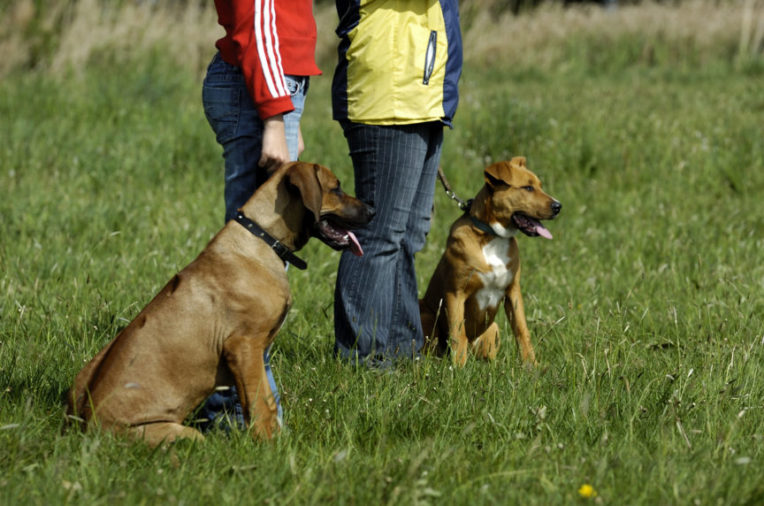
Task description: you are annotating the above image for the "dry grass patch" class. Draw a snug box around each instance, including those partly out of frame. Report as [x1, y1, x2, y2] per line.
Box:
[461, 0, 763, 68]
[1, 0, 761, 78]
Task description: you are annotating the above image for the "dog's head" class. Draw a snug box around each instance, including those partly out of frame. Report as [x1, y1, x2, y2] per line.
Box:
[482, 157, 561, 239]
[285, 162, 375, 255]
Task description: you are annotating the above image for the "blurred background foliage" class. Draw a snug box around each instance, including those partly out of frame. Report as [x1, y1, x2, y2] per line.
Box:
[1, 0, 761, 79]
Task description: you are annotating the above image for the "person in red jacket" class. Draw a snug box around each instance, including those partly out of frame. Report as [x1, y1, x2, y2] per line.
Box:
[199, 0, 321, 431]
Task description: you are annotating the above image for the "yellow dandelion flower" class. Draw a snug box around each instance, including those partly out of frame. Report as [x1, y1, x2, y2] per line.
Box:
[578, 484, 597, 498]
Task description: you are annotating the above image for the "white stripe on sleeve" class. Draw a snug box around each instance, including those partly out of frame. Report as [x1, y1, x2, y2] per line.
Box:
[254, 0, 287, 98]
[268, 0, 288, 94]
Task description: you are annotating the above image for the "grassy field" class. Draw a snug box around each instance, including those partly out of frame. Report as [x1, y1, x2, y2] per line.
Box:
[1, 1, 763, 504]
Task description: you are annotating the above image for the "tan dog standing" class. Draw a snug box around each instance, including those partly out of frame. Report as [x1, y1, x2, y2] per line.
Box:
[67, 162, 374, 446]
[420, 157, 560, 366]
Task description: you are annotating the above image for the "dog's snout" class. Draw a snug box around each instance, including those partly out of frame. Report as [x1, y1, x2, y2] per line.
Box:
[551, 201, 562, 216]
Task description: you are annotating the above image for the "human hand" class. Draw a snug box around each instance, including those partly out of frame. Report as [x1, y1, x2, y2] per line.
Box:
[259, 114, 290, 172]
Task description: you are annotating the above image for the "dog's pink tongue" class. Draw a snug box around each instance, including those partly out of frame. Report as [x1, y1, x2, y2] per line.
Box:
[348, 230, 364, 256]
[535, 224, 553, 239]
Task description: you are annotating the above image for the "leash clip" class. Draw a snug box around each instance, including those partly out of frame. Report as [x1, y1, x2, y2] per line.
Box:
[437, 166, 472, 211]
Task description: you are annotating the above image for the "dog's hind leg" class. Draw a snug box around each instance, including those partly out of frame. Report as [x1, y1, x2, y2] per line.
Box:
[66, 338, 118, 425]
[127, 422, 205, 447]
[472, 322, 500, 361]
[223, 334, 279, 439]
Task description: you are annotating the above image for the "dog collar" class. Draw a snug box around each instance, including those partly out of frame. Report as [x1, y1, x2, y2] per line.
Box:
[234, 211, 307, 270]
[470, 216, 498, 236]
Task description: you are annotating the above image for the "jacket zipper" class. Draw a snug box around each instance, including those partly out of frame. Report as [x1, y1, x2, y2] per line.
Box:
[423, 30, 437, 85]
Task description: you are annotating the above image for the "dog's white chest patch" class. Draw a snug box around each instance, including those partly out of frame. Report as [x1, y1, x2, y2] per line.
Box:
[476, 237, 513, 311]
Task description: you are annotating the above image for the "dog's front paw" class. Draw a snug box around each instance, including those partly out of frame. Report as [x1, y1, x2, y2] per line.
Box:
[472, 323, 500, 361]
[450, 337, 469, 367]
[521, 351, 538, 369]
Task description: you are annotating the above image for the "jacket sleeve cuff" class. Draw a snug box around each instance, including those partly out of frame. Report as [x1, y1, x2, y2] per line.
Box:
[257, 95, 295, 120]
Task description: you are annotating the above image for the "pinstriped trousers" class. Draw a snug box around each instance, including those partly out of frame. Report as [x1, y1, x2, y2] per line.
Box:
[334, 121, 444, 363]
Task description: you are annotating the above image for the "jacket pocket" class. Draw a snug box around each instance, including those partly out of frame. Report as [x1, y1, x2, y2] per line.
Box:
[423, 30, 437, 85]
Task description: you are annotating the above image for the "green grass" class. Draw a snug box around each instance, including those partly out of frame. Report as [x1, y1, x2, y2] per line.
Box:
[2, 10, 764, 505]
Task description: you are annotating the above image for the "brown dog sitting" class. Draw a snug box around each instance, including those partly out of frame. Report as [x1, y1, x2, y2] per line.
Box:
[66, 162, 374, 446]
[419, 157, 560, 366]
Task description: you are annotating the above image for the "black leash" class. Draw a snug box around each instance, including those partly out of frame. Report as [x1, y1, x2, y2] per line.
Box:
[437, 166, 472, 211]
[437, 167, 499, 236]
[233, 211, 307, 270]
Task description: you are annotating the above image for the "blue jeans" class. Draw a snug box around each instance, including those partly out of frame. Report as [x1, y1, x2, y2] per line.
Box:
[198, 53, 309, 429]
[334, 122, 444, 364]
[202, 52, 309, 222]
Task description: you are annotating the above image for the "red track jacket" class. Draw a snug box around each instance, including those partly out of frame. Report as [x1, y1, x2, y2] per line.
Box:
[214, 0, 321, 120]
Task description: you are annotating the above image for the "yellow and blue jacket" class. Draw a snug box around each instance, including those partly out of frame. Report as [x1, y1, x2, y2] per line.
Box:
[332, 0, 462, 127]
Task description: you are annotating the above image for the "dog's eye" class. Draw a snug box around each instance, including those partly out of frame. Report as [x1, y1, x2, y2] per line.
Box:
[523, 186, 534, 192]
[331, 187, 344, 196]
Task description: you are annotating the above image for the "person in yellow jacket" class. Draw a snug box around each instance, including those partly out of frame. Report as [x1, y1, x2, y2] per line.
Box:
[332, 0, 462, 365]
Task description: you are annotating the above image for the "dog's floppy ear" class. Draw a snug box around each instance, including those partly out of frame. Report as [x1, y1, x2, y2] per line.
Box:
[286, 162, 323, 223]
[484, 163, 510, 191]
[484, 171, 504, 188]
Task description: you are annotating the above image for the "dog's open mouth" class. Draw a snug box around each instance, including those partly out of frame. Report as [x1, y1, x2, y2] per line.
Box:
[512, 213, 553, 239]
[316, 218, 364, 256]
